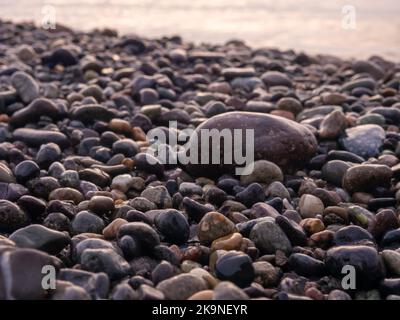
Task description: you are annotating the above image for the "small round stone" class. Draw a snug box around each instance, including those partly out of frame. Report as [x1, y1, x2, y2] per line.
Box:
[240, 160, 283, 185]
[9, 224, 70, 255]
[117, 222, 160, 252]
[342, 164, 392, 193]
[212, 281, 250, 300]
[197, 211, 237, 245]
[140, 186, 172, 209]
[80, 248, 131, 281]
[298, 194, 325, 218]
[288, 253, 325, 277]
[14, 160, 40, 184]
[154, 209, 190, 245]
[88, 196, 115, 215]
[156, 273, 207, 300]
[215, 251, 255, 288]
[0, 200, 29, 232]
[249, 218, 292, 254]
[102, 218, 128, 239]
[211, 233, 243, 252]
[72, 211, 105, 235]
[325, 245, 384, 289]
[112, 139, 139, 157]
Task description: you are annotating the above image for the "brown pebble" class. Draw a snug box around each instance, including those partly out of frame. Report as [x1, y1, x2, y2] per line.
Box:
[102, 218, 128, 239]
[300, 218, 325, 235]
[210, 233, 243, 252]
[188, 290, 214, 300]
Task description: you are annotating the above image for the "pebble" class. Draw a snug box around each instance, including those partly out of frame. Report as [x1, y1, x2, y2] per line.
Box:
[249, 218, 292, 254]
[37, 143, 62, 168]
[298, 194, 324, 218]
[43, 212, 71, 232]
[188, 290, 213, 300]
[9, 224, 70, 254]
[300, 218, 325, 235]
[342, 164, 392, 193]
[58, 268, 109, 299]
[197, 211, 237, 245]
[340, 125, 385, 159]
[321, 160, 351, 186]
[266, 181, 290, 200]
[117, 222, 160, 253]
[0, 162, 15, 183]
[111, 283, 138, 300]
[327, 289, 351, 300]
[212, 281, 250, 300]
[156, 274, 207, 300]
[382, 250, 400, 276]
[13, 128, 68, 148]
[288, 253, 325, 277]
[179, 182, 203, 196]
[112, 139, 139, 157]
[321, 92, 347, 105]
[261, 71, 292, 87]
[141, 186, 172, 209]
[371, 209, 399, 240]
[275, 215, 307, 246]
[111, 174, 135, 193]
[222, 67, 255, 80]
[72, 211, 105, 234]
[88, 195, 114, 216]
[380, 279, 400, 296]
[10, 98, 60, 128]
[240, 160, 283, 185]
[102, 218, 128, 239]
[134, 153, 164, 177]
[0, 247, 60, 299]
[215, 251, 255, 287]
[235, 183, 265, 207]
[154, 209, 190, 244]
[253, 261, 280, 288]
[14, 160, 40, 184]
[333, 225, 374, 246]
[43, 47, 78, 67]
[325, 245, 384, 288]
[49, 188, 84, 204]
[319, 110, 347, 139]
[0, 200, 29, 232]
[81, 248, 131, 280]
[11, 71, 40, 104]
[352, 60, 384, 80]
[71, 105, 115, 123]
[211, 232, 243, 252]
[138, 284, 165, 300]
[185, 112, 317, 176]
[277, 97, 303, 115]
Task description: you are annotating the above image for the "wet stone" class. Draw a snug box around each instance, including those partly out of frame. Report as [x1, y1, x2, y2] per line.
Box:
[156, 273, 207, 300]
[154, 209, 190, 245]
[11, 71, 40, 104]
[249, 218, 292, 254]
[325, 245, 384, 289]
[81, 248, 131, 281]
[197, 211, 237, 245]
[340, 125, 385, 159]
[214, 251, 255, 288]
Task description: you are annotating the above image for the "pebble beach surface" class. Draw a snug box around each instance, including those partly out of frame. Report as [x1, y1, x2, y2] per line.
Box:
[1, 19, 400, 300]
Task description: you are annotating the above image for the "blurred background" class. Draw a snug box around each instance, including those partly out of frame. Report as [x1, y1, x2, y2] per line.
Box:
[1, 0, 399, 60]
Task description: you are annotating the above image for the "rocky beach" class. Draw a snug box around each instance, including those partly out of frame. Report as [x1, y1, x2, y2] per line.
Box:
[0, 18, 400, 300]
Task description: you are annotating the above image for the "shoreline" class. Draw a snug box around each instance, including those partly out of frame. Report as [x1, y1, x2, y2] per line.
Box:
[0, 17, 400, 63]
